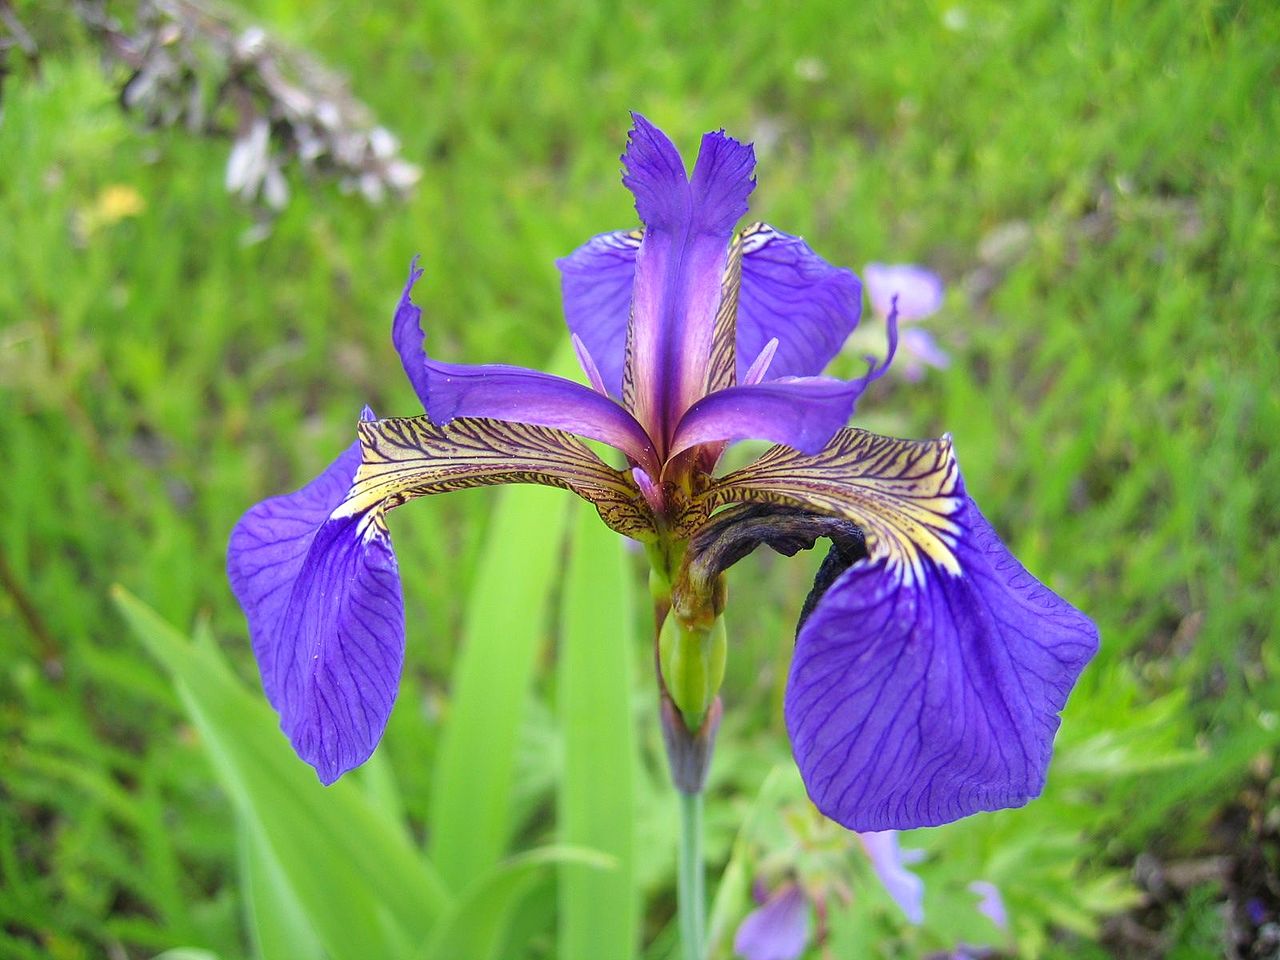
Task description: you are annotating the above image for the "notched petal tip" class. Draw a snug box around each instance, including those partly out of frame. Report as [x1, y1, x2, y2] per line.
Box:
[622, 114, 688, 226]
[689, 127, 756, 235]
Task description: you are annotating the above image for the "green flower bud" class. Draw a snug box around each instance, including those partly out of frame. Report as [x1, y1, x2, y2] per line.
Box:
[658, 614, 727, 729]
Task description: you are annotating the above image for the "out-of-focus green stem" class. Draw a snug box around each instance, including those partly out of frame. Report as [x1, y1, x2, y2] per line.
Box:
[677, 789, 706, 960]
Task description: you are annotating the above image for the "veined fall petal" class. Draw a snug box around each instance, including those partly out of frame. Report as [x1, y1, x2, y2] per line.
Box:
[228, 410, 655, 785]
[701, 430, 1098, 830]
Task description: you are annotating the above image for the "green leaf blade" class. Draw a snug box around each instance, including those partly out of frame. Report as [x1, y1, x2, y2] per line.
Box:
[557, 503, 640, 960]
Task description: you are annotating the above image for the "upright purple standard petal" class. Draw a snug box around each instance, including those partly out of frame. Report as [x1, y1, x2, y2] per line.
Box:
[557, 229, 641, 395]
[556, 223, 860, 397]
[733, 884, 811, 960]
[622, 114, 755, 445]
[228, 409, 406, 784]
[392, 259, 659, 475]
[859, 831, 925, 924]
[785, 497, 1099, 831]
[736, 225, 862, 381]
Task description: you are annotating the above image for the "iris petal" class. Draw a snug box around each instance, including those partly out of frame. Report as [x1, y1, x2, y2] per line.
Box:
[737, 225, 862, 381]
[338, 414, 654, 540]
[859, 831, 925, 924]
[556, 229, 640, 395]
[228, 411, 371, 713]
[668, 376, 864, 459]
[703, 430, 1098, 830]
[787, 496, 1098, 830]
[556, 223, 861, 396]
[392, 259, 658, 475]
[621, 115, 755, 442]
[227, 408, 405, 784]
[273, 510, 404, 784]
[228, 409, 658, 784]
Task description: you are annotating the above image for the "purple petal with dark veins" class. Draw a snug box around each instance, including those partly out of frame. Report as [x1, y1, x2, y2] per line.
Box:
[733, 884, 810, 960]
[392, 258, 658, 474]
[736, 226, 862, 380]
[623, 114, 755, 442]
[786, 497, 1099, 831]
[557, 229, 639, 396]
[273, 509, 403, 784]
[556, 223, 860, 397]
[859, 831, 925, 924]
[668, 376, 864, 459]
[228, 409, 405, 784]
[227, 409, 372, 710]
[864, 263, 943, 321]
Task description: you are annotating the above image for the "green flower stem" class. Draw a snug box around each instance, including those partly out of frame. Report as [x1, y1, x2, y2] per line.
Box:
[677, 789, 706, 960]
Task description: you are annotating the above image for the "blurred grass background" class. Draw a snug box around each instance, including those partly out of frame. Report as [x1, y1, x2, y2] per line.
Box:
[1, 0, 1277, 957]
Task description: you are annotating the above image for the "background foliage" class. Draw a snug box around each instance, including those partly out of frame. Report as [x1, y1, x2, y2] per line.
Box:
[1, 0, 1277, 957]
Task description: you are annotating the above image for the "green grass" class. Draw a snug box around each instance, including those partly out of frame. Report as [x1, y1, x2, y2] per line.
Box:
[1, 0, 1277, 956]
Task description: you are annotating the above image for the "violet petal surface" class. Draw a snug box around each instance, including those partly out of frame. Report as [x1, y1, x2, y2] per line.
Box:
[786, 497, 1099, 831]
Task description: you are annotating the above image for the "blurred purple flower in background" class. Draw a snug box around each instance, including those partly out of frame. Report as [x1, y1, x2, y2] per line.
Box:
[864, 262, 949, 381]
[859, 830, 926, 924]
[734, 884, 811, 960]
[968, 880, 1008, 931]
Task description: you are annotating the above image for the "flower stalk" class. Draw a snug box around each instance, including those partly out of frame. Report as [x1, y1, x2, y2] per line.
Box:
[678, 789, 707, 960]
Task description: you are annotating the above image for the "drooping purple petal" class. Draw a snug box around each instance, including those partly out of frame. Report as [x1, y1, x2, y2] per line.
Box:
[785, 497, 1099, 831]
[864, 262, 943, 322]
[736, 225, 862, 381]
[733, 884, 811, 960]
[859, 831, 925, 924]
[227, 408, 405, 784]
[392, 259, 659, 475]
[274, 510, 404, 784]
[228, 409, 370, 709]
[557, 229, 640, 394]
[622, 114, 755, 444]
[668, 376, 864, 459]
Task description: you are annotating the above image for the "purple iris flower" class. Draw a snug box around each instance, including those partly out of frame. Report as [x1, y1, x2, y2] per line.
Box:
[864, 262, 949, 381]
[226, 114, 1098, 831]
